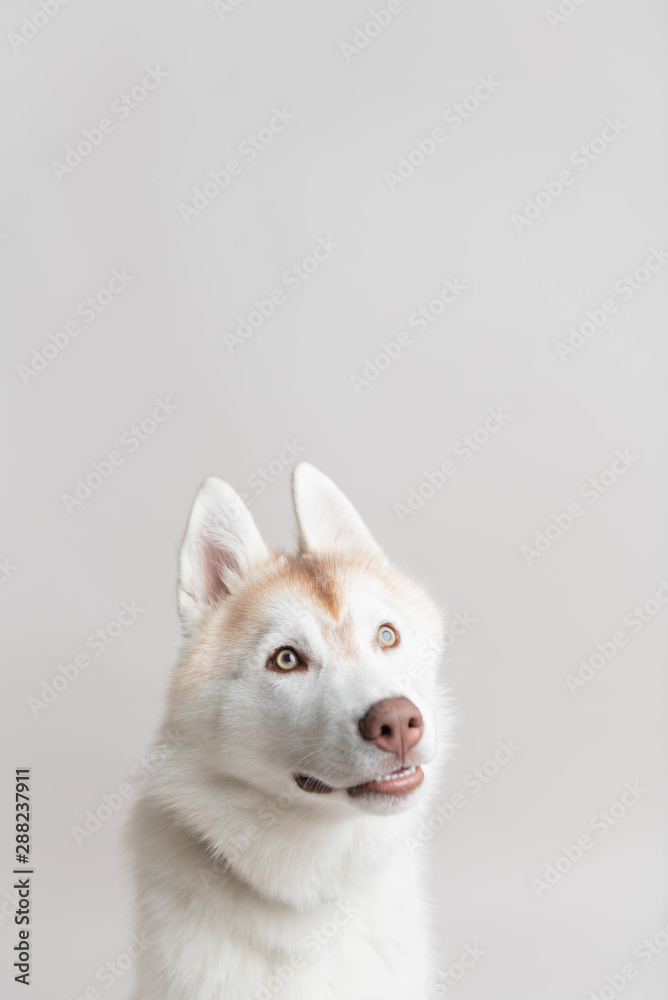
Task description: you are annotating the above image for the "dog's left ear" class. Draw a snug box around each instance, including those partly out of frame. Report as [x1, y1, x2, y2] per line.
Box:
[178, 477, 269, 633]
[292, 463, 385, 560]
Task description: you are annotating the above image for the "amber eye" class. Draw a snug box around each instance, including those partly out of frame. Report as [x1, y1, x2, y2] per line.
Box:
[273, 648, 302, 671]
[378, 624, 398, 648]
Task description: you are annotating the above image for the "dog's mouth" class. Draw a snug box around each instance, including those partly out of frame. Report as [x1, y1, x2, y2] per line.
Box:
[294, 764, 424, 797]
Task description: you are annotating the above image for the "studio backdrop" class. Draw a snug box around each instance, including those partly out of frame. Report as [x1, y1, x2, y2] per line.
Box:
[1, 1, 667, 998]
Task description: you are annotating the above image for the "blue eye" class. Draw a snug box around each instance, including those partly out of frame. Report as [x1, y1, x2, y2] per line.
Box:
[274, 648, 301, 671]
[378, 625, 398, 648]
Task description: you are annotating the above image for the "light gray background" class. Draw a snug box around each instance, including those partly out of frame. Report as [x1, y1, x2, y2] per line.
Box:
[1, 1, 667, 998]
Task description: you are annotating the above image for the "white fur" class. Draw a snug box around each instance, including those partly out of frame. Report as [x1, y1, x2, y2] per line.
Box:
[127, 464, 454, 999]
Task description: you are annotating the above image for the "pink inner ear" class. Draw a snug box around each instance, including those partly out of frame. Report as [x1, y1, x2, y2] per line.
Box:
[198, 532, 236, 606]
[321, 495, 364, 549]
[331, 522, 353, 545]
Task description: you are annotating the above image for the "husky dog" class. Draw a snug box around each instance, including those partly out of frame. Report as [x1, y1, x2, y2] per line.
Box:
[128, 463, 453, 1000]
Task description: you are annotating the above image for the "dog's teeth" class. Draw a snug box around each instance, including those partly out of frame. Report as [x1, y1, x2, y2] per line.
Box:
[376, 764, 419, 782]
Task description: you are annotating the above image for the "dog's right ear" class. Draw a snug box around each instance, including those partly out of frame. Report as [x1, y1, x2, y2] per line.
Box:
[177, 477, 268, 633]
[291, 462, 386, 561]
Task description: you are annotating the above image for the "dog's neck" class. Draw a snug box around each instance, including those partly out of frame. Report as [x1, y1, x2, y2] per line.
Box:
[146, 753, 424, 911]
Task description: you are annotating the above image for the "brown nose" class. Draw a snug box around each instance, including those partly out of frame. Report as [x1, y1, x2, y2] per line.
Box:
[358, 697, 424, 758]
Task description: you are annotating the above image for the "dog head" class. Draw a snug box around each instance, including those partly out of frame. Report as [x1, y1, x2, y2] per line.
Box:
[165, 463, 451, 822]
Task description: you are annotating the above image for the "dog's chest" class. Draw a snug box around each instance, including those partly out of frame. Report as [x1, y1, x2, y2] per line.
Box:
[134, 842, 432, 1000]
[192, 885, 431, 1000]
